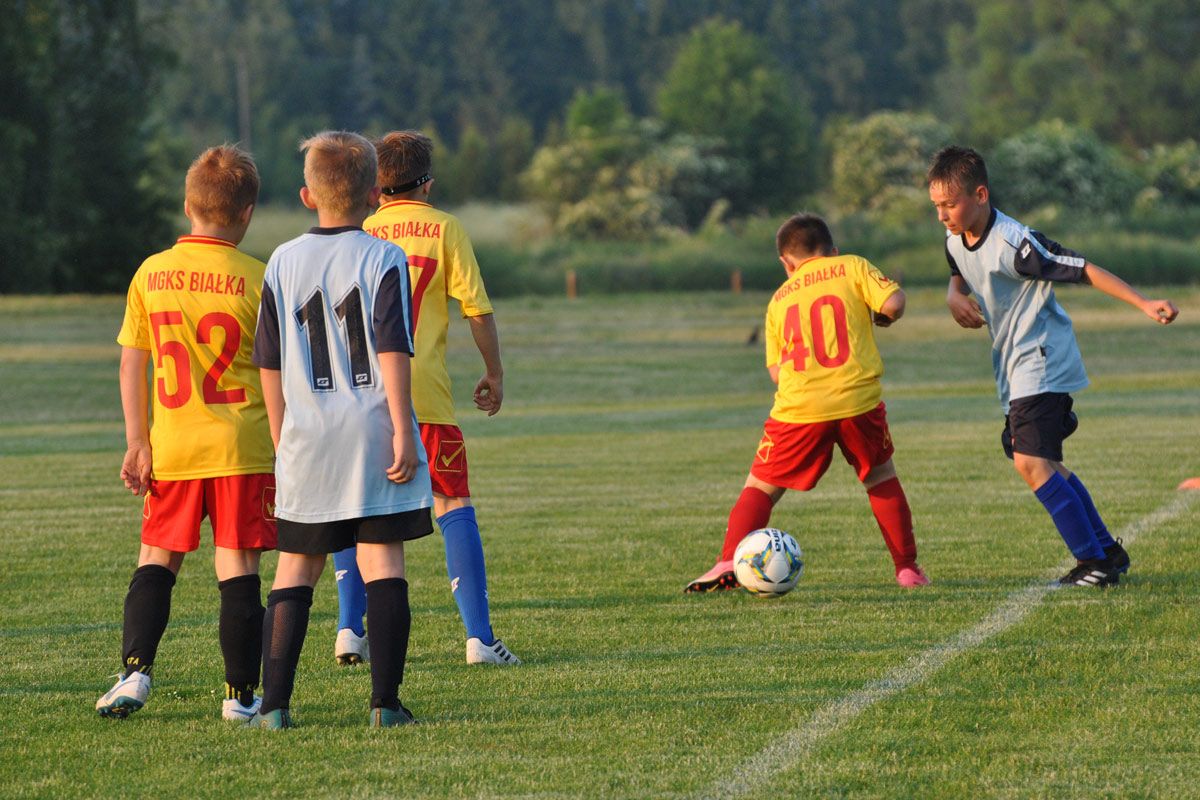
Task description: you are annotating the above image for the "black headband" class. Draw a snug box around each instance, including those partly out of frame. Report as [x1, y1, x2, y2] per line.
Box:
[380, 173, 432, 195]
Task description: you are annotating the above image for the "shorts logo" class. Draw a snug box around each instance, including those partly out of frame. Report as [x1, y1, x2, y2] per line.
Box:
[262, 486, 277, 521]
[756, 434, 775, 463]
[1020, 242, 1032, 259]
[437, 440, 466, 472]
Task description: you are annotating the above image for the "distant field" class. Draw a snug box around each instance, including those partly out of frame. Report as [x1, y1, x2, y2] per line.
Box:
[235, 202, 1200, 298]
[1, 289, 1198, 798]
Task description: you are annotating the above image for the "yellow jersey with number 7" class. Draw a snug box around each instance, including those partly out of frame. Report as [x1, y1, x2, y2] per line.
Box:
[764, 254, 900, 424]
[117, 235, 274, 479]
[363, 200, 493, 424]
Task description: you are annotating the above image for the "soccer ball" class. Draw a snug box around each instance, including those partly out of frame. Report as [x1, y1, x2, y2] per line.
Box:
[733, 528, 804, 597]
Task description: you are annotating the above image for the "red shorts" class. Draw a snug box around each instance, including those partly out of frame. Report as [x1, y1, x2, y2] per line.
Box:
[421, 423, 471, 497]
[750, 403, 895, 491]
[141, 473, 277, 552]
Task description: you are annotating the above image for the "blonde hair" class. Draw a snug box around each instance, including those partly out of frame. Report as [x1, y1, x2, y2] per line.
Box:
[185, 145, 259, 227]
[375, 131, 434, 192]
[300, 131, 378, 216]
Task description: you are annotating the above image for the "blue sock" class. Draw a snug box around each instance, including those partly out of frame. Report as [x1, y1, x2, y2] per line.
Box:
[1034, 472, 1105, 561]
[439, 507, 494, 644]
[332, 546, 366, 636]
[1066, 473, 1115, 548]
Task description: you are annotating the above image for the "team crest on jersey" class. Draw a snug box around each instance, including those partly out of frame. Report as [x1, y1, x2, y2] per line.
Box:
[262, 486, 277, 521]
[756, 433, 775, 463]
[437, 440, 466, 472]
[869, 271, 894, 290]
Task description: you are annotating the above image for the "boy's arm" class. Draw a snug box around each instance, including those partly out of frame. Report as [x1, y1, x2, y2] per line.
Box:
[259, 368, 284, 449]
[119, 346, 153, 496]
[379, 351, 418, 484]
[873, 289, 906, 327]
[1083, 263, 1179, 324]
[947, 274, 985, 329]
[468, 313, 504, 416]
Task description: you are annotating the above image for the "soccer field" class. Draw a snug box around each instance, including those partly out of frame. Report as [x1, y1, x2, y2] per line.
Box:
[1, 288, 1198, 799]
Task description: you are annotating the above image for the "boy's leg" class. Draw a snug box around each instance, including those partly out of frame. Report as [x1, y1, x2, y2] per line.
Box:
[332, 546, 369, 665]
[840, 407, 927, 586]
[259, 553, 325, 716]
[685, 477, 782, 593]
[97, 546, 183, 717]
[1065, 472, 1118, 550]
[435, 498, 492, 644]
[332, 546, 367, 636]
[357, 540, 414, 720]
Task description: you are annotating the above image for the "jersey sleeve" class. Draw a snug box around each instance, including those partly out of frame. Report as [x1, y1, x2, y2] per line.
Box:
[251, 280, 282, 369]
[763, 304, 781, 369]
[945, 240, 961, 276]
[116, 271, 151, 350]
[373, 265, 414, 355]
[1014, 231, 1086, 283]
[857, 258, 902, 313]
[444, 219, 493, 318]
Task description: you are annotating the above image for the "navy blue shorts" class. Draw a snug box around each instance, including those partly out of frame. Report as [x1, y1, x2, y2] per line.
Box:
[276, 507, 433, 554]
[1002, 392, 1078, 461]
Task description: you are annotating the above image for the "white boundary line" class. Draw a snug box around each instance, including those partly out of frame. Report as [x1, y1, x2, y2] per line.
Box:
[696, 493, 1195, 800]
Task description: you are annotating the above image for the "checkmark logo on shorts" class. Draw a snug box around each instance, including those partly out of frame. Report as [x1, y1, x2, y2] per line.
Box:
[437, 440, 466, 472]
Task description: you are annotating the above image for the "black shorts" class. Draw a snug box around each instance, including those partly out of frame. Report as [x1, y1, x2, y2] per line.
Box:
[276, 507, 434, 555]
[1002, 392, 1078, 461]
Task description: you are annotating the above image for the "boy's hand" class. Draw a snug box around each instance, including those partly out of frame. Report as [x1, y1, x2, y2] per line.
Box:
[1142, 299, 1179, 324]
[120, 441, 153, 496]
[473, 373, 503, 416]
[947, 292, 985, 328]
[386, 432, 419, 484]
[872, 311, 894, 328]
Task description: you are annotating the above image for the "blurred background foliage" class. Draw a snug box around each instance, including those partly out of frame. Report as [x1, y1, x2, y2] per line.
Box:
[2, 0, 1197, 293]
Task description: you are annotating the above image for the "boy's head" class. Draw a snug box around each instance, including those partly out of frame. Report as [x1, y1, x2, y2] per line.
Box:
[184, 145, 259, 229]
[299, 131, 379, 217]
[375, 131, 434, 198]
[776, 213, 836, 273]
[927, 146, 991, 236]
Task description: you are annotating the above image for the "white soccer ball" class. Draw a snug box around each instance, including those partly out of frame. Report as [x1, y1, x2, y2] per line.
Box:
[733, 528, 804, 597]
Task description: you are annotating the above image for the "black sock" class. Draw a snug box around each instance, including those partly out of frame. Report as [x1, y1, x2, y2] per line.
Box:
[121, 564, 177, 677]
[218, 573, 264, 705]
[259, 586, 313, 715]
[365, 578, 410, 711]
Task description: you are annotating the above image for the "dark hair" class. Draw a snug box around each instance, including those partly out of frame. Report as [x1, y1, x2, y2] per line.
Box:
[927, 145, 989, 192]
[775, 213, 835, 258]
[375, 131, 434, 192]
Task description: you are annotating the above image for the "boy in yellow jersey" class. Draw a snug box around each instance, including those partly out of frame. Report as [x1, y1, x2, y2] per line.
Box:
[685, 213, 929, 592]
[97, 146, 276, 721]
[329, 130, 519, 666]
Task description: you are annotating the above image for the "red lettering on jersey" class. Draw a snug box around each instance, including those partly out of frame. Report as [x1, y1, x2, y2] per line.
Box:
[189, 272, 200, 292]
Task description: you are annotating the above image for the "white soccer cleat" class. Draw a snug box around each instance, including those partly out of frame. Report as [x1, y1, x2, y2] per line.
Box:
[466, 637, 521, 665]
[96, 671, 151, 719]
[222, 694, 262, 723]
[335, 628, 369, 665]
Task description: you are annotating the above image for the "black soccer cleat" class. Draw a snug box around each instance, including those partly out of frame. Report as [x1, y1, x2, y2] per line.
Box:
[1104, 538, 1130, 575]
[1058, 558, 1120, 588]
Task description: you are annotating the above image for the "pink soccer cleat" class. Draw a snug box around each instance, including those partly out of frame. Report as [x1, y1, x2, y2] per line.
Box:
[684, 559, 739, 593]
[896, 565, 930, 587]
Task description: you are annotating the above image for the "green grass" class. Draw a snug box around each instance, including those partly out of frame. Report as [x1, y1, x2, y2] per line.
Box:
[2, 288, 1199, 798]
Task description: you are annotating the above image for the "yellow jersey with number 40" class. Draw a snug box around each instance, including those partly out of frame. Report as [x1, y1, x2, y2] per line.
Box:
[364, 200, 493, 424]
[765, 254, 900, 424]
[117, 236, 274, 479]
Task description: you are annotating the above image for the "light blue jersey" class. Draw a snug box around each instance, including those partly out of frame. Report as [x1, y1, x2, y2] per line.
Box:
[945, 208, 1089, 412]
[253, 227, 432, 523]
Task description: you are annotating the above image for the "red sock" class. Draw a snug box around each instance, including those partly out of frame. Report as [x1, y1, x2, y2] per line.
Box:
[867, 477, 917, 570]
[719, 487, 774, 561]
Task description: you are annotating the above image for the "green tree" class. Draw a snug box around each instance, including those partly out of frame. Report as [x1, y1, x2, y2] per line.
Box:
[990, 120, 1142, 215]
[656, 18, 816, 212]
[1, 0, 174, 293]
[831, 111, 952, 215]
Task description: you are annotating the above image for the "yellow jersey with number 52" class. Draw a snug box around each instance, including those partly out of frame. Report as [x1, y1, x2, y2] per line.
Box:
[363, 200, 493, 425]
[764, 254, 900, 424]
[117, 235, 274, 479]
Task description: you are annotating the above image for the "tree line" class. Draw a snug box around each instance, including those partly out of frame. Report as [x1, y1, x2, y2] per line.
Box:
[2, 0, 1198, 292]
